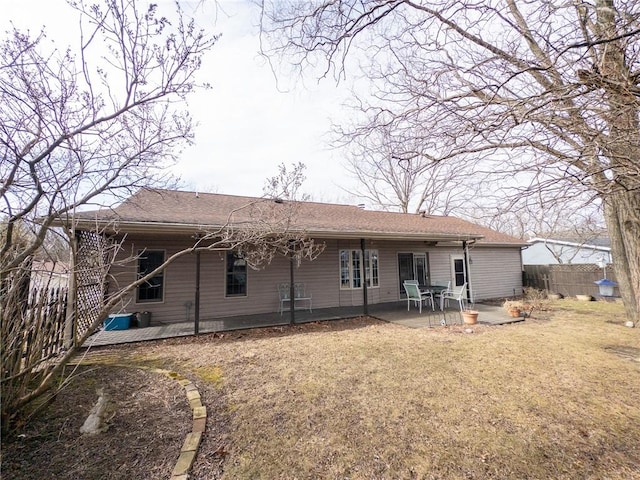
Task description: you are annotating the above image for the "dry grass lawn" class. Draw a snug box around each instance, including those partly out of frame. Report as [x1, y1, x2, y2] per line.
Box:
[5, 299, 638, 479]
[131, 300, 640, 479]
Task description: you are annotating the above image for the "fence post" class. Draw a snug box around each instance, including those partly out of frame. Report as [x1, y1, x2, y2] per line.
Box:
[63, 234, 77, 349]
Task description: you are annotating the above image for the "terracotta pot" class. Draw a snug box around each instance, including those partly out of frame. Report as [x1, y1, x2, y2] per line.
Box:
[508, 308, 521, 318]
[462, 310, 479, 325]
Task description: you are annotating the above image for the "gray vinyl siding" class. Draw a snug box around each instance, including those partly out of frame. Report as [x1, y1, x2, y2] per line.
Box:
[106, 234, 522, 324]
[410, 245, 523, 301]
[428, 246, 464, 287]
[109, 236, 344, 324]
[467, 246, 523, 300]
[108, 235, 200, 324]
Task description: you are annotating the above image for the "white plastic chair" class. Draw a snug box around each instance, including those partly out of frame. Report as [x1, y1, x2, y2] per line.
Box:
[403, 280, 434, 313]
[439, 282, 468, 311]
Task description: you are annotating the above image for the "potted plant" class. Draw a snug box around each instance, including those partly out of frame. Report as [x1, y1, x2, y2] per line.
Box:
[461, 309, 479, 325]
[502, 300, 523, 318]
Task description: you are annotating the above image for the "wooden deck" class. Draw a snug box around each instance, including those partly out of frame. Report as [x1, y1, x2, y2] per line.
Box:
[82, 302, 523, 348]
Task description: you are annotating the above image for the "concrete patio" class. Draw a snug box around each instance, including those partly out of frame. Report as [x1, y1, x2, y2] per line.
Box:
[82, 301, 524, 348]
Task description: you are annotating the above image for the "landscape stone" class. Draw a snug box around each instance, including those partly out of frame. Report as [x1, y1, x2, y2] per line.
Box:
[193, 417, 206, 433]
[172, 451, 196, 476]
[181, 432, 202, 452]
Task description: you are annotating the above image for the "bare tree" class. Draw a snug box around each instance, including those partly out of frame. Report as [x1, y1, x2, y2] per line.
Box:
[259, 0, 640, 322]
[2, 0, 217, 272]
[264, 161, 310, 201]
[0, 0, 220, 429]
[467, 184, 605, 240]
[0, 1, 317, 431]
[0, 1, 326, 428]
[340, 121, 477, 214]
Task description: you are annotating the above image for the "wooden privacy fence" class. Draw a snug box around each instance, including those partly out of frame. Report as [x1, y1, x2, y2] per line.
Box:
[523, 264, 619, 298]
[3, 286, 69, 385]
[25, 287, 68, 359]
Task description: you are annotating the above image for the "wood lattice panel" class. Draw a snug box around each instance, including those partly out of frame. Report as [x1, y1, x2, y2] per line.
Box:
[75, 231, 111, 340]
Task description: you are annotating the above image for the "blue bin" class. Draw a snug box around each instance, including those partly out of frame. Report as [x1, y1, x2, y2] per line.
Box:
[104, 313, 132, 331]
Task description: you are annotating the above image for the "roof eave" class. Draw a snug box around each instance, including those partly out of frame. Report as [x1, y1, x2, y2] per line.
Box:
[306, 230, 485, 242]
[480, 241, 529, 247]
[70, 218, 488, 243]
[528, 238, 611, 251]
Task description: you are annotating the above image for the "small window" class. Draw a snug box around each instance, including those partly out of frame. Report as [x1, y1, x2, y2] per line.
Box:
[137, 250, 165, 302]
[453, 257, 465, 287]
[226, 251, 247, 296]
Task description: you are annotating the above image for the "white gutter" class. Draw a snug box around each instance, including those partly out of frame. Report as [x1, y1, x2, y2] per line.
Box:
[527, 238, 611, 251]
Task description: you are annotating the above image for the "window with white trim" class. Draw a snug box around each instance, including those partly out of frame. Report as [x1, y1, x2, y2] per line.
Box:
[339, 249, 379, 289]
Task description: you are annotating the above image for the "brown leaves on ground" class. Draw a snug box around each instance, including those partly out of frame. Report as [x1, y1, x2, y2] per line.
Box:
[3, 308, 640, 479]
[2, 366, 191, 479]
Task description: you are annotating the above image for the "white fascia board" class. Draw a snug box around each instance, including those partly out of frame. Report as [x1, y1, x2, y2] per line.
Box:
[527, 238, 611, 251]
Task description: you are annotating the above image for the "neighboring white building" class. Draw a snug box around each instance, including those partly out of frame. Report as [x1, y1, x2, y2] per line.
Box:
[30, 260, 70, 290]
[522, 237, 611, 265]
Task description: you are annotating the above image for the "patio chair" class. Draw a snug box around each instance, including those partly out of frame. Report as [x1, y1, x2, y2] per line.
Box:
[278, 282, 312, 315]
[403, 280, 434, 313]
[439, 282, 468, 311]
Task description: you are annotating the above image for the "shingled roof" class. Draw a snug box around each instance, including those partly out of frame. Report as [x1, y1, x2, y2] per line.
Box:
[73, 188, 524, 246]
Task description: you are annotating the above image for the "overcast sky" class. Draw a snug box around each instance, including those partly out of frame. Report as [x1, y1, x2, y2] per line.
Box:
[3, 0, 360, 204]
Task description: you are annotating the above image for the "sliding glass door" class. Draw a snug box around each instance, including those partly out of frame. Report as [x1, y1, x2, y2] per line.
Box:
[398, 253, 430, 296]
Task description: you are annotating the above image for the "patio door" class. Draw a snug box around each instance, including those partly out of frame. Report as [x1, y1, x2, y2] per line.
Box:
[398, 253, 414, 296]
[398, 253, 430, 296]
[414, 254, 428, 286]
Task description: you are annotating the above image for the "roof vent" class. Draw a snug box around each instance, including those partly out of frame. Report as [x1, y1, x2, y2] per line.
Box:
[274, 198, 284, 204]
[419, 210, 426, 217]
[357, 203, 365, 209]
[195, 191, 199, 198]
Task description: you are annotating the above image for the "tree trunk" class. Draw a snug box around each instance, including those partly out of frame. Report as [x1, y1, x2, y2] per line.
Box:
[595, 0, 640, 324]
[604, 191, 640, 324]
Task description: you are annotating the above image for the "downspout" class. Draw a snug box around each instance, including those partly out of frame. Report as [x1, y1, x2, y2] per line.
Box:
[463, 240, 474, 305]
[194, 250, 200, 335]
[361, 238, 368, 315]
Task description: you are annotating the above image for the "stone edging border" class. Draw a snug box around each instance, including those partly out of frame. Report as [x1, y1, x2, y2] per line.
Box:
[71, 359, 206, 480]
[168, 374, 207, 479]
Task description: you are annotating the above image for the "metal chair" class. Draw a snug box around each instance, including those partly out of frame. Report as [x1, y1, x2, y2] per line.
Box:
[278, 282, 312, 315]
